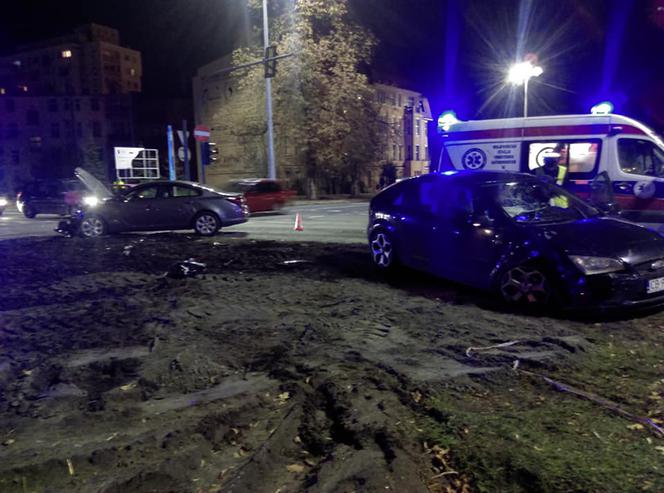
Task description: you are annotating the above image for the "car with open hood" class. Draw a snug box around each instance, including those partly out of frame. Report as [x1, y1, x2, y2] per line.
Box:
[368, 170, 664, 310]
[73, 168, 248, 237]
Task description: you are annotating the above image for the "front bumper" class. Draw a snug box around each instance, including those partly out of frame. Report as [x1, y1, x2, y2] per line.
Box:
[567, 266, 664, 310]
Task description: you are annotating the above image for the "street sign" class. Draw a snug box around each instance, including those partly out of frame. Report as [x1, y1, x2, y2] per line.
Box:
[194, 125, 210, 142]
[177, 147, 191, 162]
[114, 147, 160, 180]
[176, 130, 190, 145]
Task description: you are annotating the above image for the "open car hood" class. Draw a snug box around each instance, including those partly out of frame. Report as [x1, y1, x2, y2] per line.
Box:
[75, 167, 113, 199]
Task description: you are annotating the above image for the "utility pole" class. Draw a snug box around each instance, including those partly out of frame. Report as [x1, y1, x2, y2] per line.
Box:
[263, 0, 277, 179]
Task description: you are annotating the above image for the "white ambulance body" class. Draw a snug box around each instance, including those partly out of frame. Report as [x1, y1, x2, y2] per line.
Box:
[440, 114, 664, 219]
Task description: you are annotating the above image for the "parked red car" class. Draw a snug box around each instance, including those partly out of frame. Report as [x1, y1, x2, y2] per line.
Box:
[223, 179, 295, 212]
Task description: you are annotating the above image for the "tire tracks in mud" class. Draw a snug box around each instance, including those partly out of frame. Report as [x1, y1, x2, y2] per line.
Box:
[0, 238, 594, 492]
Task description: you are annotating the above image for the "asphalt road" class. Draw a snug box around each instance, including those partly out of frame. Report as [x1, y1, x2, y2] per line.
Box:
[0, 200, 370, 243]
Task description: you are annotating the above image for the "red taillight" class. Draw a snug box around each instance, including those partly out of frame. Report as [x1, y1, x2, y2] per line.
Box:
[227, 195, 244, 207]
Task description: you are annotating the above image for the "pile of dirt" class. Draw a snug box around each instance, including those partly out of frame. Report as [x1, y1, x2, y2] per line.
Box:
[0, 234, 626, 492]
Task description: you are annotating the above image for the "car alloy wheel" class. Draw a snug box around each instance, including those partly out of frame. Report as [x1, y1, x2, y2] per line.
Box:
[500, 265, 551, 305]
[194, 212, 220, 236]
[80, 216, 105, 237]
[370, 231, 394, 269]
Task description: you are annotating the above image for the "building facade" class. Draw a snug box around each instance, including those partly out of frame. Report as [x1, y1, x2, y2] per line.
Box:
[193, 58, 432, 192]
[0, 24, 142, 191]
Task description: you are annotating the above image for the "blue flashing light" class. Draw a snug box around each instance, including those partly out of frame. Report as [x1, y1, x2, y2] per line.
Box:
[591, 101, 614, 115]
[437, 110, 460, 133]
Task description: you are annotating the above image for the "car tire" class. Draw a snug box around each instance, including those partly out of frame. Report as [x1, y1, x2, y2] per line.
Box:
[498, 263, 556, 307]
[79, 215, 107, 238]
[369, 229, 398, 270]
[193, 211, 221, 236]
[23, 204, 36, 218]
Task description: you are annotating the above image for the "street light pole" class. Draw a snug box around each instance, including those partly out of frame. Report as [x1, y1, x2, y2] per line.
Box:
[262, 0, 277, 179]
[508, 59, 542, 118]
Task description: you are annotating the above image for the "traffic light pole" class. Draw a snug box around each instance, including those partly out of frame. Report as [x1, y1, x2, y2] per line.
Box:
[263, 0, 277, 180]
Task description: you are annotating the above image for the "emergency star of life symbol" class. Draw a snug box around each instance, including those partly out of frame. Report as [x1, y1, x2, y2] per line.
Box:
[462, 148, 487, 170]
[634, 180, 656, 199]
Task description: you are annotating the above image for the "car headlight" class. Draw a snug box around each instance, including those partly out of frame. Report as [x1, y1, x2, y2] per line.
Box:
[82, 195, 99, 207]
[569, 255, 624, 275]
[0, 198, 7, 207]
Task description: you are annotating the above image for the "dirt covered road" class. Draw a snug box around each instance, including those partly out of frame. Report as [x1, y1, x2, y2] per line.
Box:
[0, 234, 663, 492]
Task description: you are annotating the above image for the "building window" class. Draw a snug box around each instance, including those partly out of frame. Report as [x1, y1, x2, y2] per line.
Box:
[74, 99, 81, 111]
[27, 110, 39, 126]
[416, 145, 420, 160]
[13, 60, 21, 67]
[399, 145, 403, 160]
[29, 136, 42, 151]
[416, 119, 420, 136]
[7, 123, 18, 138]
[64, 98, 70, 111]
[90, 98, 100, 111]
[397, 94, 402, 107]
[407, 145, 412, 160]
[76, 122, 83, 137]
[92, 121, 101, 138]
[392, 144, 397, 160]
[130, 68, 136, 76]
[0, 88, 5, 95]
[97, 148, 104, 161]
[48, 98, 58, 112]
[408, 96, 415, 108]
[51, 123, 60, 138]
[61, 50, 72, 59]
[18, 85, 28, 93]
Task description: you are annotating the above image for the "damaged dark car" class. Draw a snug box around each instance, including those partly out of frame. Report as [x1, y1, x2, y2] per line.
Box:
[368, 171, 664, 310]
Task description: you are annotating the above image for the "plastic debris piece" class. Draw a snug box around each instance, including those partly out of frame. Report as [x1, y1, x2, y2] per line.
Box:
[466, 340, 521, 357]
[281, 259, 312, 265]
[123, 245, 134, 256]
[165, 259, 207, 279]
[286, 464, 305, 473]
[66, 458, 75, 476]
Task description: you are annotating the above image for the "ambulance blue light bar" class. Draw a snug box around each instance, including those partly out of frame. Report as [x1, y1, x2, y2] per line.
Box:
[437, 110, 460, 133]
[591, 101, 614, 115]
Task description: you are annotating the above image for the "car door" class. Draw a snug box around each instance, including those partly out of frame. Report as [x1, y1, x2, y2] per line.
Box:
[391, 178, 438, 271]
[163, 184, 202, 229]
[118, 184, 167, 230]
[431, 184, 507, 289]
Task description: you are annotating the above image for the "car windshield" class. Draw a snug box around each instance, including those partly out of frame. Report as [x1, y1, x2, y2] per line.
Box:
[485, 180, 599, 224]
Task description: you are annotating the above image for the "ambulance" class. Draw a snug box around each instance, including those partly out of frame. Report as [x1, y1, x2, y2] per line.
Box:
[438, 113, 664, 221]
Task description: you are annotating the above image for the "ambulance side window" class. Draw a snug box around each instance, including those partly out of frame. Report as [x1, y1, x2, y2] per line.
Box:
[527, 141, 600, 177]
[618, 139, 664, 178]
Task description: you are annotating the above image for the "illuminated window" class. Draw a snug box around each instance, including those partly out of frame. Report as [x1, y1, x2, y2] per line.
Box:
[416, 145, 420, 160]
[416, 119, 420, 136]
[61, 50, 72, 59]
[130, 68, 136, 76]
[19, 85, 28, 92]
[0, 88, 5, 95]
[13, 60, 21, 67]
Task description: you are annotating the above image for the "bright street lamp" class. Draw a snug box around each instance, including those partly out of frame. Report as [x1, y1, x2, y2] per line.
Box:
[508, 60, 543, 118]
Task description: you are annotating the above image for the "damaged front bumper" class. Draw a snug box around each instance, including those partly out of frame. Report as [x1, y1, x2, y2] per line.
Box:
[567, 266, 664, 310]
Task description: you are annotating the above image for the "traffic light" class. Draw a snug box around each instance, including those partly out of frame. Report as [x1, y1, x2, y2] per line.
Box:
[201, 142, 219, 166]
[264, 45, 277, 78]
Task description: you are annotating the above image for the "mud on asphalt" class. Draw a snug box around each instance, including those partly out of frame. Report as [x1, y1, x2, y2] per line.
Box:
[0, 233, 655, 492]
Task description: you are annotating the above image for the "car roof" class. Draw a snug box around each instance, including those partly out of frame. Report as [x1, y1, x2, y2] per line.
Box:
[417, 170, 540, 185]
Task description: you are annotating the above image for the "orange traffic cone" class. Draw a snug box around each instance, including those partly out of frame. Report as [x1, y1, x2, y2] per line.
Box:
[293, 212, 304, 231]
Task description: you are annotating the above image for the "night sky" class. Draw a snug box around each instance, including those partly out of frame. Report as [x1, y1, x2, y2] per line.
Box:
[2, 0, 664, 128]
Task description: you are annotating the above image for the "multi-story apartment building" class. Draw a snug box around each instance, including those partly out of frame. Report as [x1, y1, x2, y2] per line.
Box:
[373, 83, 432, 182]
[193, 57, 432, 193]
[0, 24, 141, 191]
